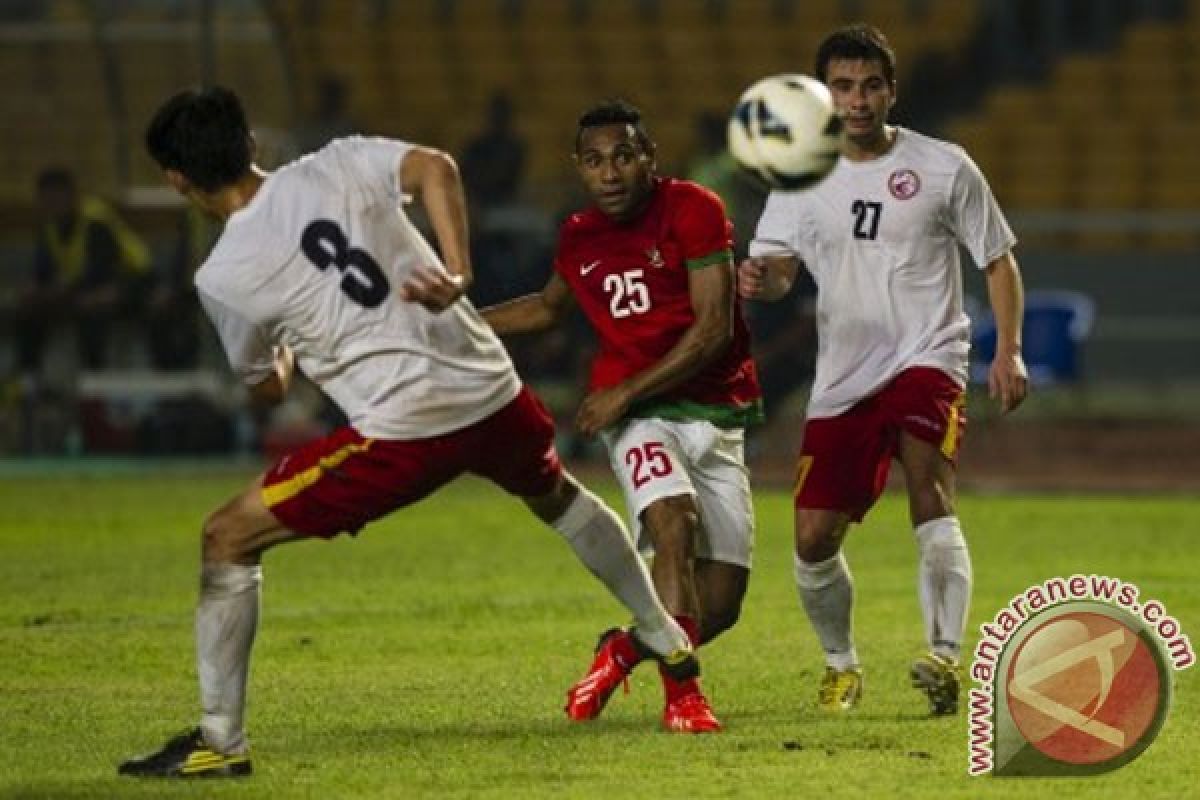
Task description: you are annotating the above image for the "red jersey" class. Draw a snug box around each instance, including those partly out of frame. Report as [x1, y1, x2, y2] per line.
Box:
[553, 177, 762, 426]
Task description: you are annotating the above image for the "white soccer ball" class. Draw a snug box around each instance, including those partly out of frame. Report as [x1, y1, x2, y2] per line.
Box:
[727, 74, 842, 190]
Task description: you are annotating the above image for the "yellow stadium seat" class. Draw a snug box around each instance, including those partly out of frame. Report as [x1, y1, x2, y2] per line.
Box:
[1121, 23, 1182, 60]
[1052, 55, 1114, 88]
[657, 0, 719, 31]
[1145, 180, 1200, 210]
[984, 86, 1041, 119]
[997, 176, 1071, 211]
[1145, 121, 1200, 153]
[517, 0, 587, 30]
[1075, 171, 1144, 210]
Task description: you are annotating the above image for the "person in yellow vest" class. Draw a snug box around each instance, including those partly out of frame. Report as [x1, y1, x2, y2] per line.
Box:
[15, 168, 150, 372]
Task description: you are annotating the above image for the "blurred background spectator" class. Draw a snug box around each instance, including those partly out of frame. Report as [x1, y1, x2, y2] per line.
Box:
[461, 91, 528, 213]
[293, 72, 360, 154]
[13, 167, 149, 376]
[0, 0, 1196, 482]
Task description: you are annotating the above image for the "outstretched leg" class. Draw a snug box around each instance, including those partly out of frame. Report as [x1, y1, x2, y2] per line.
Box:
[531, 481, 716, 732]
[523, 473, 692, 662]
[120, 475, 300, 778]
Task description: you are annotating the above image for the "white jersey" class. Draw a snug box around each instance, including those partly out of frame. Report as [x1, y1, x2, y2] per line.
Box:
[195, 136, 520, 439]
[750, 127, 1015, 418]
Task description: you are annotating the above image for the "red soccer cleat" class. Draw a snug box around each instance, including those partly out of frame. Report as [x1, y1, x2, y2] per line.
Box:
[662, 690, 723, 733]
[564, 628, 636, 721]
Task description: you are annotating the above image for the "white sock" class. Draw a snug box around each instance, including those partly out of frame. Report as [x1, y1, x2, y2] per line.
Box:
[915, 516, 972, 662]
[795, 552, 858, 670]
[196, 563, 261, 754]
[551, 487, 690, 658]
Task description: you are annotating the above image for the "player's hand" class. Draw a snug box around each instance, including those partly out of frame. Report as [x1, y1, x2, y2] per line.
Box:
[988, 349, 1028, 413]
[399, 267, 465, 313]
[576, 386, 632, 437]
[736, 257, 769, 299]
[273, 343, 294, 390]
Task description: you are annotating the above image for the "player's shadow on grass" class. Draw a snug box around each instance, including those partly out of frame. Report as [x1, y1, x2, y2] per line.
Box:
[305, 716, 678, 753]
[718, 706, 934, 725]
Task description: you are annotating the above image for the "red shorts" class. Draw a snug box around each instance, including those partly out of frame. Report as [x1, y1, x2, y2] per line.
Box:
[793, 367, 965, 522]
[261, 387, 562, 538]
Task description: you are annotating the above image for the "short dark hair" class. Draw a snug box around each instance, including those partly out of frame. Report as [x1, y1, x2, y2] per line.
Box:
[815, 24, 897, 86]
[36, 167, 75, 193]
[145, 86, 253, 192]
[575, 99, 653, 154]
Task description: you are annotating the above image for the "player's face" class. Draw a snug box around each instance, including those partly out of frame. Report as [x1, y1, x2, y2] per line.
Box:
[575, 123, 656, 222]
[825, 57, 895, 142]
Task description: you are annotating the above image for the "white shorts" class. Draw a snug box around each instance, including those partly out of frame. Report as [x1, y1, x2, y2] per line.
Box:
[602, 417, 754, 569]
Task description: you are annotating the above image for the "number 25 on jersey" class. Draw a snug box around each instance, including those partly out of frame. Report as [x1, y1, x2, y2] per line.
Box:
[604, 270, 651, 319]
[626, 441, 673, 489]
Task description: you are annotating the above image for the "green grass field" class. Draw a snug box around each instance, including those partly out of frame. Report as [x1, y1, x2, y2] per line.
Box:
[1, 470, 1196, 799]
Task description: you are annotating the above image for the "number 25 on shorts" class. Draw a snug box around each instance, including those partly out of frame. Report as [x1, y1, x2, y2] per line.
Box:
[625, 441, 674, 489]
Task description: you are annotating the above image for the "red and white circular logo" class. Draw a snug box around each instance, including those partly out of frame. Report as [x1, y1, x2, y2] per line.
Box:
[888, 169, 920, 200]
[1005, 610, 1165, 767]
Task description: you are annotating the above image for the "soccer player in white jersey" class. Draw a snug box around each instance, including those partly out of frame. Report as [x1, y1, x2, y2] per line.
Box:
[738, 25, 1029, 715]
[118, 87, 699, 779]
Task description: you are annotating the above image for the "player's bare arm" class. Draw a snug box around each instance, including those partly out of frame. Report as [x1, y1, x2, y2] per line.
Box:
[247, 343, 294, 407]
[737, 253, 800, 302]
[984, 251, 1029, 413]
[481, 272, 575, 336]
[576, 259, 734, 436]
[398, 147, 472, 311]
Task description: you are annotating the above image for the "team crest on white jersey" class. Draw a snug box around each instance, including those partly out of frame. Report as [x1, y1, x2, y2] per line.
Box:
[645, 248, 665, 268]
[888, 169, 921, 200]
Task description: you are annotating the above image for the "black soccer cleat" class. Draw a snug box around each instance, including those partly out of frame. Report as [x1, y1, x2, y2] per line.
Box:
[910, 653, 961, 716]
[118, 728, 252, 778]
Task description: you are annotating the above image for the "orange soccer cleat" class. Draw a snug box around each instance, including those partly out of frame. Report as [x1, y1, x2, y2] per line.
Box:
[662, 689, 723, 733]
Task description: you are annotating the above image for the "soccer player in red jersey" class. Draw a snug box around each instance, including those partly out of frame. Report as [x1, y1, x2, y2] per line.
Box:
[483, 101, 763, 733]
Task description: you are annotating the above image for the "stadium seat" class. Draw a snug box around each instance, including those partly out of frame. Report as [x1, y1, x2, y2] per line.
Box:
[970, 290, 1097, 387]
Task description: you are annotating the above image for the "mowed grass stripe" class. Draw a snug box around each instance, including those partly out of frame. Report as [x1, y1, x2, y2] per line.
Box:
[0, 474, 1195, 798]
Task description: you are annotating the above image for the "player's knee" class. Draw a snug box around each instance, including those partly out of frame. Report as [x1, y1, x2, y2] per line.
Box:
[524, 472, 579, 525]
[201, 508, 247, 564]
[703, 599, 743, 642]
[910, 477, 955, 520]
[794, 519, 842, 562]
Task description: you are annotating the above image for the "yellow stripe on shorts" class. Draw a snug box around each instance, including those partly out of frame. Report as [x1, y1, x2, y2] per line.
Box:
[940, 395, 965, 459]
[792, 454, 814, 497]
[261, 439, 374, 508]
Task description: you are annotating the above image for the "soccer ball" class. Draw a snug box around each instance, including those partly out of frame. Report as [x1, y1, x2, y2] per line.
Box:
[727, 74, 843, 190]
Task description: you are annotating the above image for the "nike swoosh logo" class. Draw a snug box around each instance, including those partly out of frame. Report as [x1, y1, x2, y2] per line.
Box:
[580, 259, 601, 276]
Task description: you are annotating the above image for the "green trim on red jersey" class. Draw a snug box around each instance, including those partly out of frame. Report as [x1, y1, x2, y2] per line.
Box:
[629, 397, 765, 428]
[685, 248, 733, 271]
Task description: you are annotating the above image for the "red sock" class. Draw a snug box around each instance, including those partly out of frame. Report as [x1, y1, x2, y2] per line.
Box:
[660, 669, 701, 702]
[674, 614, 700, 646]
